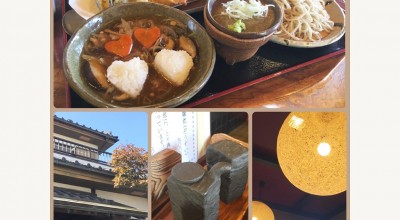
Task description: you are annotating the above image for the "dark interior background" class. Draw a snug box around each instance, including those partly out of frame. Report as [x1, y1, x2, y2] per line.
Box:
[252, 112, 346, 220]
[211, 112, 248, 136]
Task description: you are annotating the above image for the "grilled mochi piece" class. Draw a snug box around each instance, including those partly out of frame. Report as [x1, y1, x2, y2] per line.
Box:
[153, 49, 194, 86]
[106, 57, 148, 98]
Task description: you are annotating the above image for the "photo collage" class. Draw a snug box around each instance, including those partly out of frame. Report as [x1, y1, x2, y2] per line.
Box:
[52, 0, 347, 219]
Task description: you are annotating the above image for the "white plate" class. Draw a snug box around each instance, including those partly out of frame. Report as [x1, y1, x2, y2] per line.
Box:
[69, 0, 186, 20]
[270, 0, 345, 48]
[69, 0, 99, 20]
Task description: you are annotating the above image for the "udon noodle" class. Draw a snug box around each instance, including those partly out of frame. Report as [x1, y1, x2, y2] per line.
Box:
[275, 0, 334, 42]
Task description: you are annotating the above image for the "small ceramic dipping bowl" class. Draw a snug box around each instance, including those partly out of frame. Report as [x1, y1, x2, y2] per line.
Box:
[204, 0, 282, 65]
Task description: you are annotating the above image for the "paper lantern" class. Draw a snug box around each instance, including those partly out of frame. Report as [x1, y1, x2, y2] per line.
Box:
[277, 112, 346, 196]
[252, 201, 274, 220]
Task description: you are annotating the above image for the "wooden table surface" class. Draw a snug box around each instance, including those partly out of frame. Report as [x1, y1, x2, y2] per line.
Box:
[152, 184, 248, 220]
[53, 0, 346, 109]
[193, 54, 346, 108]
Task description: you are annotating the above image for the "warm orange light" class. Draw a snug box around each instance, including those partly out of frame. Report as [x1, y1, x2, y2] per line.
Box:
[317, 142, 331, 156]
[288, 115, 305, 130]
[252, 201, 274, 220]
[277, 112, 346, 196]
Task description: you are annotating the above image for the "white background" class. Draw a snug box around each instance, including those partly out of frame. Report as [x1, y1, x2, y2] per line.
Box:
[1, 0, 400, 219]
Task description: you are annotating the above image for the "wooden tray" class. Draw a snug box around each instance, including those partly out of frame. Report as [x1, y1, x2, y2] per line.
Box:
[58, 0, 346, 108]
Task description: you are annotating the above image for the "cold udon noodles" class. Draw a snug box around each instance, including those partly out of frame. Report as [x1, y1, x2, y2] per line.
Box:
[274, 0, 334, 42]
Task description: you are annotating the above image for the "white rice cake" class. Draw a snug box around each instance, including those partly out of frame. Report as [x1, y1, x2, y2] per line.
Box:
[106, 57, 148, 98]
[154, 49, 194, 86]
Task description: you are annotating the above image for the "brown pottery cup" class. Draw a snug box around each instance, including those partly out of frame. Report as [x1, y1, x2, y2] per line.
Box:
[204, 0, 282, 65]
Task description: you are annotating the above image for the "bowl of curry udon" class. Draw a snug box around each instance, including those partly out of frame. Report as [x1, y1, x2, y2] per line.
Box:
[63, 2, 216, 107]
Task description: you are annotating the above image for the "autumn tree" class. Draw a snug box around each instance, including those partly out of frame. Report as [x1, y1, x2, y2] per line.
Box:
[111, 144, 148, 188]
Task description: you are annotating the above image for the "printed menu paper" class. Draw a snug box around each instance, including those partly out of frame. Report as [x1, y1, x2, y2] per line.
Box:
[151, 112, 210, 162]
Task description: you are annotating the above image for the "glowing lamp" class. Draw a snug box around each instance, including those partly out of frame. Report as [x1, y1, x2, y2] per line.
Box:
[252, 201, 274, 220]
[277, 112, 346, 196]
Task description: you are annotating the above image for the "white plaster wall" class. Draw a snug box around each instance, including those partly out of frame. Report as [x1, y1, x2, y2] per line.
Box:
[53, 182, 91, 193]
[54, 152, 112, 170]
[96, 190, 148, 211]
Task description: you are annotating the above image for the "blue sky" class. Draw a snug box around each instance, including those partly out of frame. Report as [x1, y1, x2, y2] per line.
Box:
[54, 112, 148, 153]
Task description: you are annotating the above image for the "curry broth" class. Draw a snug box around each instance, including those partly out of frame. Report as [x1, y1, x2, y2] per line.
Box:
[81, 15, 198, 107]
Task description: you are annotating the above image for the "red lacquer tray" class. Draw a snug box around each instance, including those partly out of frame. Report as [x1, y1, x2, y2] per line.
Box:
[56, 0, 346, 108]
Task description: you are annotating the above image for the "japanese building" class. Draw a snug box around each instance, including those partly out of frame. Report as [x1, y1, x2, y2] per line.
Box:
[53, 115, 148, 220]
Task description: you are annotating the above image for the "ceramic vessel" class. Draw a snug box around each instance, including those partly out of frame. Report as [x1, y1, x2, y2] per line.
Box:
[203, 1, 282, 65]
[206, 0, 282, 39]
[206, 140, 248, 203]
[167, 162, 231, 220]
[63, 2, 216, 107]
[270, 0, 345, 48]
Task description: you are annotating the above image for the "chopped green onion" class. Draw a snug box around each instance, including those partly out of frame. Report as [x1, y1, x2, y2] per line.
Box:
[228, 19, 246, 33]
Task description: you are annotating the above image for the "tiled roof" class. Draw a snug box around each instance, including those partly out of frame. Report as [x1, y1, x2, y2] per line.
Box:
[54, 157, 115, 176]
[54, 115, 119, 142]
[54, 187, 130, 207]
[54, 187, 147, 218]
[54, 157, 148, 196]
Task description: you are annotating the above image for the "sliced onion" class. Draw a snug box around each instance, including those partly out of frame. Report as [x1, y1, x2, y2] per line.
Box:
[222, 0, 274, 20]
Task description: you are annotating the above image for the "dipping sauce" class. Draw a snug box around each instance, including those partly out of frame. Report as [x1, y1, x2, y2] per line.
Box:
[212, 0, 276, 33]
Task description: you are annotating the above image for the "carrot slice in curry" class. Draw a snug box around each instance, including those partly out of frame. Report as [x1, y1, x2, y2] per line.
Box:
[134, 27, 161, 48]
[104, 34, 133, 57]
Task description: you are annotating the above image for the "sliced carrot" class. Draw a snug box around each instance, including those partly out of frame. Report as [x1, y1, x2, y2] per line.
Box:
[134, 26, 161, 48]
[104, 34, 133, 57]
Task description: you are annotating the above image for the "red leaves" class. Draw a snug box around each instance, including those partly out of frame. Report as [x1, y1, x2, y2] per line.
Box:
[111, 144, 148, 188]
